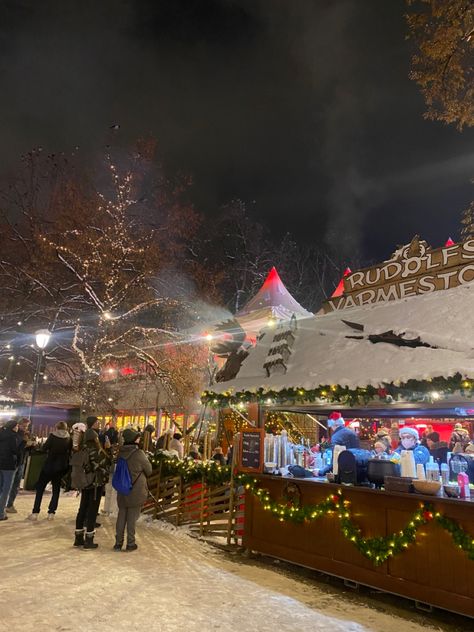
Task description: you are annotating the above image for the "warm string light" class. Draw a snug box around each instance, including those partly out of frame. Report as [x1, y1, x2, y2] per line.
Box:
[202, 373, 474, 407]
[237, 474, 474, 565]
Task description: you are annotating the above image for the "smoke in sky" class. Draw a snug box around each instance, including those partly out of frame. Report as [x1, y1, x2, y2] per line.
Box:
[0, 0, 472, 261]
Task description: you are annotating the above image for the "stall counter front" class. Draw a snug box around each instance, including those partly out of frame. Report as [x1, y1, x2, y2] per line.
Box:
[244, 475, 474, 618]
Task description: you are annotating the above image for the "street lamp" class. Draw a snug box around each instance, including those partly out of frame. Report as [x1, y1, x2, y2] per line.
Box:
[30, 329, 51, 419]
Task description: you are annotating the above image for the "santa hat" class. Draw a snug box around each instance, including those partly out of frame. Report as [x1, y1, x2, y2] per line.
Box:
[399, 427, 419, 440]
[328, 412, 345, 426]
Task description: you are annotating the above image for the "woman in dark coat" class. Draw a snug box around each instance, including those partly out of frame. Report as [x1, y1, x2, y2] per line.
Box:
[28, 421, 72, 520]
[114, 428, 152, 551]
[0, 420, 20, 521]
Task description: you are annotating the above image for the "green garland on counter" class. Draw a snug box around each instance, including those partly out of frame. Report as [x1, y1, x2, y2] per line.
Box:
[237, 474, 474, 566]
[201, 373, 474, 408]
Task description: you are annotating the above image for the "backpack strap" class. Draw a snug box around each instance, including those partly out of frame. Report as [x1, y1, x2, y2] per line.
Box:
[124, 448, 142, 486]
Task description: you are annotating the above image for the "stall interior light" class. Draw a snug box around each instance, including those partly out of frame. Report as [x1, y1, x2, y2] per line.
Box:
[431, 391, 441, 400]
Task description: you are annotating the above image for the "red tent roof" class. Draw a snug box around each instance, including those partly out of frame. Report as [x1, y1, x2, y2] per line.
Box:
[237, 267, 310, 318]
[331, 267, 352, 298]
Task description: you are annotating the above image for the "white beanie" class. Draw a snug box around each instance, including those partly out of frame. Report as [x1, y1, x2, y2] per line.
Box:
[399, 427, 419, 440]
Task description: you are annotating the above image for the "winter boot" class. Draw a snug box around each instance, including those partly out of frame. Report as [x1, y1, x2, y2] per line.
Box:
[83, 531, 99, 549]
[113, 541, 123, 551]
[126, 543, 138, 552]
[73, 529, 85, 547]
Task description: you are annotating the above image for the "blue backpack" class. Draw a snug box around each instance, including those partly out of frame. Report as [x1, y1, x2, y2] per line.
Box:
[112, 454, 133, 495]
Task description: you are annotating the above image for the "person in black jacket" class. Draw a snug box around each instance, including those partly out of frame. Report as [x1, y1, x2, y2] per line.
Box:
[28, 421, 72, 521]
[6, 417, 34, 514]
[0, 420, 20, 521]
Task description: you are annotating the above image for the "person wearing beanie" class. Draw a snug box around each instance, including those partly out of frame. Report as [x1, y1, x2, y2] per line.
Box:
[395, 426, 430, 465]
[0, 420, 20, 521]
[73, 416, 111, 549]
[114, 427, 152, 552]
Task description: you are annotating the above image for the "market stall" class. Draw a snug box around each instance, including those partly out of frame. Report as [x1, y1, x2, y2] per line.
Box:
[203, 236, 474, 617]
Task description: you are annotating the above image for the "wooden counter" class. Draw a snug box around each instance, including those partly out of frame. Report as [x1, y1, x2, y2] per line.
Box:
[244, 475, 474, 618]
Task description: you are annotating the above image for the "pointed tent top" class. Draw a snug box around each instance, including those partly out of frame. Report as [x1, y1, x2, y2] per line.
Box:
[445, 237, 455, 246]
[331, 267, 352, 298]
[236, 267, 309, 319]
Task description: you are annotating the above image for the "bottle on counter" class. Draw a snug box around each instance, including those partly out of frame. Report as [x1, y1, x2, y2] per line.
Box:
[440, 463, 449, 485]
[457, 472, 470, 498]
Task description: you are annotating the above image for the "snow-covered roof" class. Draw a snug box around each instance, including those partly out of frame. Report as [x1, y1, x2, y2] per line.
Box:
[212, 281, 474, 394]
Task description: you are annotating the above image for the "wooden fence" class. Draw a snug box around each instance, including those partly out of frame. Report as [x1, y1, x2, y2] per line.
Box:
[142, 470, 245, 544]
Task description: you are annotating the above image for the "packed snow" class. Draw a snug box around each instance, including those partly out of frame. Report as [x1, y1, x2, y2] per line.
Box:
[0, 492, 463, 632]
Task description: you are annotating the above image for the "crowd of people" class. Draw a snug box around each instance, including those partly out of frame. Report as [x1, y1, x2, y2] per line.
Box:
[314, 414, 474, 476]
[0, 416, 230, 550]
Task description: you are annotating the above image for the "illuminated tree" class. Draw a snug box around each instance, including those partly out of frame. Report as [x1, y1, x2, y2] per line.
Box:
[0, 149, 210, 412]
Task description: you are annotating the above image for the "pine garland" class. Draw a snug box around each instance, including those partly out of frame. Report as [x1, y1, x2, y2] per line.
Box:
[237, 474, 474, 566]
[146, 455, 474, 565]
[201, 373, 474, 407]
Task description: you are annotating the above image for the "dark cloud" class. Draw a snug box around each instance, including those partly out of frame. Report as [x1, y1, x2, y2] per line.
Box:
[0, 0, 472, 262]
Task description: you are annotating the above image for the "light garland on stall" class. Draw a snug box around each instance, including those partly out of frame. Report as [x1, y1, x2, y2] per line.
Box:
[145, 455, 474, 565]
[236, 474, 474, 566]
[201, 373, 474, 408]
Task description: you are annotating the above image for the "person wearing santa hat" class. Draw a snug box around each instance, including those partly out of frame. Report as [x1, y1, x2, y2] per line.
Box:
[316, 412, 360, 476]
[394, 426, 429, 465]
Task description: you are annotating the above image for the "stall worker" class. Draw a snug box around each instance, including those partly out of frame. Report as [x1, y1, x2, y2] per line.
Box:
[449, 423, 471, 453]
[316, 413, 360, 476]
[394, 427, 429, 465]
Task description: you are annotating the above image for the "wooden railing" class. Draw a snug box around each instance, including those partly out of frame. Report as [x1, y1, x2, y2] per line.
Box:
[142, 471, 244, 544]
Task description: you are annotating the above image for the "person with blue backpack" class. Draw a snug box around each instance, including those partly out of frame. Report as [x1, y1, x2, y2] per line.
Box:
[113, 428, 152, 552]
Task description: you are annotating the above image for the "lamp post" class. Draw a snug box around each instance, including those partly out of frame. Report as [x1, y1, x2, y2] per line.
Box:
[29, 329, 51, 420]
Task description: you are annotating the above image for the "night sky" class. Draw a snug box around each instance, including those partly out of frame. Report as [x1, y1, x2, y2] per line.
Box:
[1, 0, 473, 263]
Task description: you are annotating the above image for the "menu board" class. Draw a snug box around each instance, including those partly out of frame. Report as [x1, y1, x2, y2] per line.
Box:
[239, 429, 264, 473]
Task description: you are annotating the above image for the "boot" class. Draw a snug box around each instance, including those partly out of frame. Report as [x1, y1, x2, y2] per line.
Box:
[113, 541, 123, 551]
[73, 529, 85, 547]
[83, 531, 99, 549]
[126, 543, 138, 552]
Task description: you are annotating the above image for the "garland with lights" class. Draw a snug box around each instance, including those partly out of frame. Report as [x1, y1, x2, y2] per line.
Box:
[237, 474, 474, 565]
[149, 452, 231, 487]
[202, 373, 474, 408]
[145, 455, 474, 565]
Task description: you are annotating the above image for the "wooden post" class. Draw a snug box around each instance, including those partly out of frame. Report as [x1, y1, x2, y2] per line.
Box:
[226, 434, 238, 545]
[199, 475, 205, 537]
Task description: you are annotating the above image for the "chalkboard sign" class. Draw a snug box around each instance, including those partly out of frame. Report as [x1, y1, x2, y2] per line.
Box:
[239, 429, 264, 473]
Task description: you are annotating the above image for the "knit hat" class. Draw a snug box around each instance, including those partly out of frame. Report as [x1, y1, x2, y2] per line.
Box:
[123, 428, 140, 444]
[454, 423, 464, 431]
[399, 427, 419, 440]
[86, 416, 98, 429]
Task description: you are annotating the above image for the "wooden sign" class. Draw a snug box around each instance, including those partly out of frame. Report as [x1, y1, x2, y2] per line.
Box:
[238, 428, 264, 473]
[322, 236, 474, 312]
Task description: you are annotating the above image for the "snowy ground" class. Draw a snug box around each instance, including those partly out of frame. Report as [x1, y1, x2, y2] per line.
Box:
[0, 492, 466, 632]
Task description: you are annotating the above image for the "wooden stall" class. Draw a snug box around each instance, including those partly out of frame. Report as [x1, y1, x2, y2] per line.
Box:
[244, 475, 474, 617]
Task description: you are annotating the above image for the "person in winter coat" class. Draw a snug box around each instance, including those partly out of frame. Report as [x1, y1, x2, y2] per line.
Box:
[449, 423, 471, 452]
[28, 421, 72, 521]
[211, 446, 226, 466]
[114, 428, 152, 552]
[316, 413, 360, 477]
[394, 427, 430, 465]
[0, 420, 20, 521]
[5, 417, 33, 514]
[73, 416, 111, 550]
[168, 432, 184, 459]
